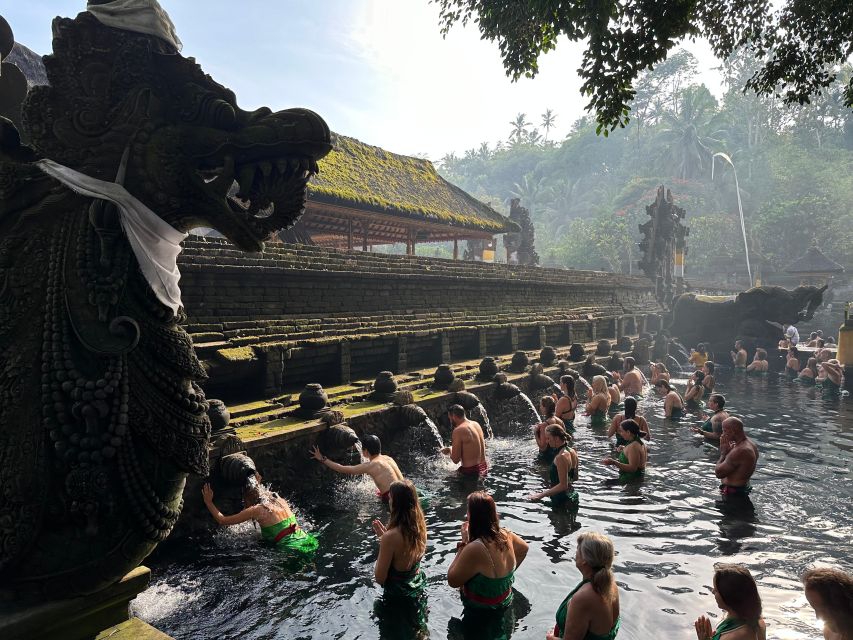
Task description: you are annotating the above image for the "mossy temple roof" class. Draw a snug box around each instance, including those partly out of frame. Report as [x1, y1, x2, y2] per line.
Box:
[301, 134, 518, 247]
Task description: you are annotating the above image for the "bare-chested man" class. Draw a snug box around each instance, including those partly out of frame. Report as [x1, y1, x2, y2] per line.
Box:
[715, 417, 759, 496]
[311, 434, 403, 502]
[692, 393, 729, 441]
[731, 340, 748, 369]
[441, 404, 487, 476]
[617, 356, 647, 397]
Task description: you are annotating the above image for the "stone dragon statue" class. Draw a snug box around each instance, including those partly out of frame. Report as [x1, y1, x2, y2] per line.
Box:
[0, 8, 330, 598]
[668, 284, 827, 354]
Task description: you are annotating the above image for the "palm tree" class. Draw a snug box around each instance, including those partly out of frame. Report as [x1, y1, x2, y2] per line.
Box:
[508, 113, 531, 143]
[541, 109, 557, 142]
[656, 86, 727, 179]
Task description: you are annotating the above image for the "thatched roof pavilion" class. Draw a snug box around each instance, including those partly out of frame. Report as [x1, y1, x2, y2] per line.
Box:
[784, 238, 844, 286]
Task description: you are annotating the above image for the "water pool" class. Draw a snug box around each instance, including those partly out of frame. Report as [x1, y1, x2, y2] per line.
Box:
[134, 372, 851, 639]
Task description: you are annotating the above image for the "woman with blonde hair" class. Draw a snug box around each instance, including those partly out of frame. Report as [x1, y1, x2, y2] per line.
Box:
[694, 563, 766, 639]
[650, 362, 670, 385]
[796, 357, 819, 384]
[586, 376, 611, 427]
[802, 566, 853, 640]
[547, 532, 620, 640]
[372, 480, 427, 599]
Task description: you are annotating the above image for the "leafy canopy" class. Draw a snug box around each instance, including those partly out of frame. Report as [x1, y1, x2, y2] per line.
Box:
[433, 0, 853, 134]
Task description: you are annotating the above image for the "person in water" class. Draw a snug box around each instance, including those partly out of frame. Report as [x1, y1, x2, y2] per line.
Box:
[685, 370, 706, 405]
[447, 491, 528, 610]
[535, 396, 566, 462]
[806, 332, 820, 347]
[801, 566, 853, 640]
[371, 480, 427, 600]
[655, 379, 684, 419]
[586, 376, 611, 427]
[615, 356, 646, 397]
[816, 360, 844, 393]
[746, 349, 769, 374]
[201, 481, 318, 553]
[554, 375, 579, 433]
[702, 361, 716, 393]
[528, 425, 579, 508]
[311, 434, 403, 503]
[693, 394, 729, 442]
[785, 346, 801, 379]
[442, 404, 488, 476]
[690, 343, 709, 368]
[731, 341, 748, 370]
[602, 419, 647, 482]
[797, 357, 819, 384]
[608, 396, 650, 445]
[650, 361, 671, 385]
[694, 563, 766, 640]
[716, 417, 759, 496]
[546, 531, 621, 640]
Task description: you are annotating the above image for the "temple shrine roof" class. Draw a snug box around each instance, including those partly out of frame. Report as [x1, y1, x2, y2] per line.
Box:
[306, 134, 518, 239]
[783, 239, 844, 274]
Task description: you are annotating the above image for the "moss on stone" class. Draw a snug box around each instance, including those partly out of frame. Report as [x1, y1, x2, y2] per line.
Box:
[216, 346, 256, 362]
[310, 134, 517, 233]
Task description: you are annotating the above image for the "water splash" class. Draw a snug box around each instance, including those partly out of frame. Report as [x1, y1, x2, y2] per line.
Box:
[712, 152, 752, 286]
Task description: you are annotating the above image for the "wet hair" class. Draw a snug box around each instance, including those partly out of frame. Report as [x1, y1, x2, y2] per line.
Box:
[816, 338, 825, 348]
[467, 492, 508, 551]
[591, 375, 608, 395]
[704, 361, 715, 374]
[540, 395, 556, 418]
[810, 332, 818, 339]
[243, 484, 261, 507]
[623, 396, 638, 419]
[655, 379, 673, 392]
[560, 375, 577, 399]
[697, 343, 707, 355]
[709, 393, 725, 409]
[362, 434, 382, 456]
[693, 370, 706, 383]
[805, 357, 818, 372]
[577, 532, 615, 597]
[789, 346, 799, 358]
[801, 567, 853, 634]
[655, 361, 669, 374]
[713, 564, 762, 628]
[624, 356, 635, 371]
[448, 404, 466, 419]
[619, 419, 642, 441]
[755, 348, 767, 361]
[387, 480, 427, 559]
[545, 424, 570, 443]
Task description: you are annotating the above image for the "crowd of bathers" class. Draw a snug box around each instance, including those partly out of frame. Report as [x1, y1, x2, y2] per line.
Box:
[198, 344, 849, 639]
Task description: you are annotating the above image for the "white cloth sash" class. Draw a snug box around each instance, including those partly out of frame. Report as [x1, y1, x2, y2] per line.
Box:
[36, 158, 187, 314]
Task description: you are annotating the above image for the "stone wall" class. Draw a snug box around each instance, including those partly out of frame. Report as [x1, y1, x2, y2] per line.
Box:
[177, 238, 662, 400]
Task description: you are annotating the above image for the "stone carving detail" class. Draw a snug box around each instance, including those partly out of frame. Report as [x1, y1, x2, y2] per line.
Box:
[638, 186, 688, 307]
[0, 10, 330, 598]
[503, 198, 539, 266]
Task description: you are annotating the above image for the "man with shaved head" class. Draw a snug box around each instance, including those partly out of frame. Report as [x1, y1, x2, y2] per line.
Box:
[714, 417, 759, 496]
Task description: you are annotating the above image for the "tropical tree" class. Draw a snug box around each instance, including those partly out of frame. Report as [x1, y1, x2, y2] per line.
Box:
[435, 0, 853, 133]
[656, 86, 727, 179]
[540, 109, 557, 142]
[508, 113, 531, 143]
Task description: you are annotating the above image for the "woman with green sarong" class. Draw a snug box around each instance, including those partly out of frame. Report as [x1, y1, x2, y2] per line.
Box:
[694, 563, 766, 640]
[202, 481, 318, 554]
[372, 480, 427, 600]
[448, 492, 528, 610]
[602, 420, 646, 482]
[586, 376, 611, 427]
[528, 425, 579, 510]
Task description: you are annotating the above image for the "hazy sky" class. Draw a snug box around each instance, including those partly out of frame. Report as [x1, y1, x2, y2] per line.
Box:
[5, 0, 724, 160]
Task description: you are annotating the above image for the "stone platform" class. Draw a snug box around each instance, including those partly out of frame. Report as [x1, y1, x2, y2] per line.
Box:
[0, 567, 156, 640]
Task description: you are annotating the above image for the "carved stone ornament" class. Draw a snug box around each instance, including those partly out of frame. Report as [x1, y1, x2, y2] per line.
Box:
[0, 9, 330, 598]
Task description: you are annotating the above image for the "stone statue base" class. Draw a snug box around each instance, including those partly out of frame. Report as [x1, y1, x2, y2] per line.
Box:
[0, 566, 162, 640]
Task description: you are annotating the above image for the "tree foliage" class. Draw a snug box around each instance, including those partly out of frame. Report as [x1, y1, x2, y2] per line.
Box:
[436, 49, 853, 281]
[434, 0, 853, 134]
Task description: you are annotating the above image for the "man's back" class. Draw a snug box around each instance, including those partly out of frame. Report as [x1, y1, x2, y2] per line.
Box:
[367, 455, 404, 493]
[455, 420, 486, 468]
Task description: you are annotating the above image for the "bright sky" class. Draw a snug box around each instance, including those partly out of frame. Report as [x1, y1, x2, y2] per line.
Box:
[5, 0, 724, 160]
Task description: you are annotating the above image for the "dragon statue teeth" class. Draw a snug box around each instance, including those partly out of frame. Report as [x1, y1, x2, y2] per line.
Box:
[0, 6, 330, 599]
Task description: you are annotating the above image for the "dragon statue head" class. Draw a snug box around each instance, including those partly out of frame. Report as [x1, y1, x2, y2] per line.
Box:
[22, 10, 331, 252]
